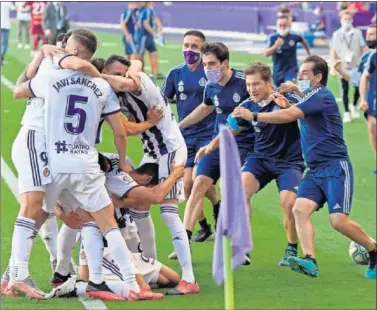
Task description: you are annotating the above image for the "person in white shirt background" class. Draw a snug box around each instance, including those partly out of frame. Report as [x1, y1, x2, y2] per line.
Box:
[16, 2, 31, 50]
[330, 10, 366, 123]
[1, 1, 16, 65]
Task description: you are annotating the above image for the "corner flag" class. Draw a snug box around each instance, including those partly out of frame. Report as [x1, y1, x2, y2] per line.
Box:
[212, 126, 253, 309]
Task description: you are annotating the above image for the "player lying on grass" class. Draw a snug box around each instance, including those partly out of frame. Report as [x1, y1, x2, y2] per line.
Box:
[195, 62, 304, 267]
[49, 153, 184, 300]
[231, 55, 377, 279]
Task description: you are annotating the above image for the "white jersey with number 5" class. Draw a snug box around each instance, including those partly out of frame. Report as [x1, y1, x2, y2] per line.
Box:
[29, 69, 120, 173]
[118, 72, 184, 159]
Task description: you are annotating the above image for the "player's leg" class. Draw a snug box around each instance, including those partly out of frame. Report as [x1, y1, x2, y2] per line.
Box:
[158, 265, 180, 286]
[288, 173, 322, 277]
[122, 36, 130, 60]
[341, 78, 351, 122]
[39, 212, 59, 271]
[53, 223, 79, 286]
[8, 129, 53, 298]
[0, 29, 9, 63]
[129, 205, 157, 259]
[325, 160, 376, 279]
[24, 21, 30, 49]
[17, 20, 23, 48]
[276, 167, 303, 266]
[157, 146, 199, 294]
[186, 139, 216, 242]
[367, 115, 376, 164]
[122, 218, 142, 254]
[132, 35, 146, 61]
[1, 208, 48, 298]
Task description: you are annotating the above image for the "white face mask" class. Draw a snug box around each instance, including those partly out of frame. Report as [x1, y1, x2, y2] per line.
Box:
[204, 67, 223, 84]
[297, 79, 311, 93]
[277, 28, 290, 37]
[257, 99, 272, 107]
[341, 22, 352, 31]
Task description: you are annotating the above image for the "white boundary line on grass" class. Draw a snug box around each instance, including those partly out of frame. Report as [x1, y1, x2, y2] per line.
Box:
[0, 76, 107, 310]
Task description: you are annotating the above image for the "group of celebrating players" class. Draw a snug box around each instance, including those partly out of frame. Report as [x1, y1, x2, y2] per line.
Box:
[0, 19, 376, 304]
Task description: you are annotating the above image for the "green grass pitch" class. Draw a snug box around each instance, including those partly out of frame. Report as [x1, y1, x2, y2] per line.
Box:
[1, 27, 376, 309]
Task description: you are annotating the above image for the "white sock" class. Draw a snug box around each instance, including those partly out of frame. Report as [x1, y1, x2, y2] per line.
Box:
[81, 222, 103, 284]
[56, 224, 79, 276]
[129, 209, 157, 259]
[75, 281, 88, 296]
[39, 213, 58, 262]
[103, 227, 140, 293]
[160, 204, 195, 283]
[11, 216, 38, 281]
[107, 281, 129, 298]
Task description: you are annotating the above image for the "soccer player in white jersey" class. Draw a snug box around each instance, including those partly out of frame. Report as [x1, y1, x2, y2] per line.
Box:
[101, 55, 199, 295]
[1, 30, 103, 299]
[11, 31, 163, 302]
[50, 152, 184, 300]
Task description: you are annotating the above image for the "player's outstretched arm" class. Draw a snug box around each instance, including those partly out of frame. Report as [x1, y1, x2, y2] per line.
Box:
[235, 105, 304, 124]
[179, 103, 215, 129]
[60, 56, 102, 78]
[105, 112, 131, 173]
[195, 127, 241, 163]
[333, 60, 351, 82]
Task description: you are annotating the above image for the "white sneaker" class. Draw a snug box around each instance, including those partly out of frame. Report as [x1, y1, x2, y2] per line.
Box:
[349, 105, 360, 119]
[24, 44, 31, 50]
[17, 43, 22, 49]
[343, 112, 352, 123]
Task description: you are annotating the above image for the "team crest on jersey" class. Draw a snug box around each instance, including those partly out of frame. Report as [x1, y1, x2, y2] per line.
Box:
[199, 77, 207, 87]
[289, 40, 295, 46]
[43, 167, 50, 177]
[233, 93, 241, 103]
[80, 250, 86, 260]
[180, 93, 187, 101]
[178, 81, 184, 92]
[214, 95, 220, 107]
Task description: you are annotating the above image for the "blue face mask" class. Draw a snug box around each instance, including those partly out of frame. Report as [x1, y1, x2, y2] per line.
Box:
[297, 79, 311, 93]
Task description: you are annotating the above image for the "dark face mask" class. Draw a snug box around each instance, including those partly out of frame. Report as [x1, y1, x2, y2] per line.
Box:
[366, 40, 377, 49]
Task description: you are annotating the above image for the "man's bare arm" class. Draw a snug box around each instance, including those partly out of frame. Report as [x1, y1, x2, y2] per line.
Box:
[60, 56, 101, 78]
[104, 112, 130, 172]
[179, 103, 215, 129]
[102, 74, 139, 93]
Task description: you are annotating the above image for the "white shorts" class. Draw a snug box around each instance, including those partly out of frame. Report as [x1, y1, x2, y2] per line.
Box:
[79, 247, 162, 284]
[12, 127, 52, 194]
[140, 145, 187, 201]
[45, 173, 111, 214]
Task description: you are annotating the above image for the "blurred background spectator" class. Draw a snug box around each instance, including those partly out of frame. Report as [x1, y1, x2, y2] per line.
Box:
[43, 1, 58, 45]
[1, 1, 16, 65]
[331, 10, 366, 123]
[56, 2, 70, 36]
[16, 2, 31, 50]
